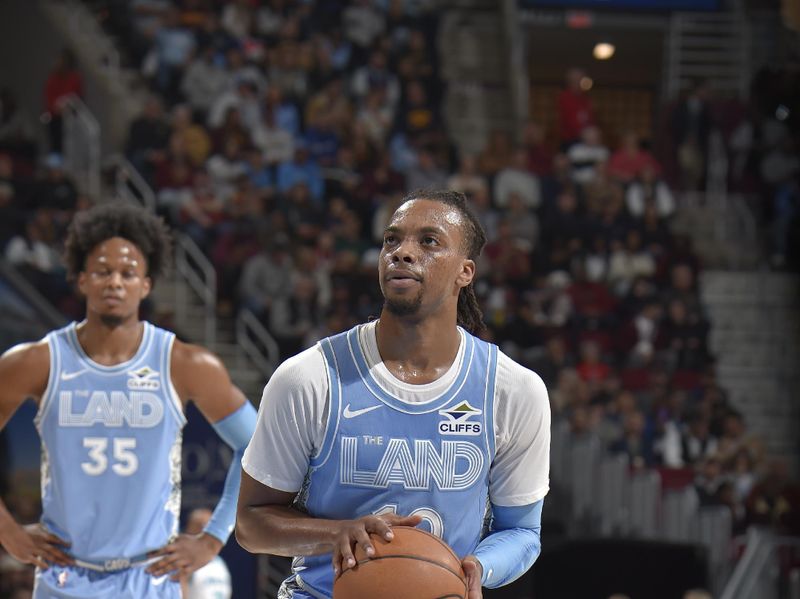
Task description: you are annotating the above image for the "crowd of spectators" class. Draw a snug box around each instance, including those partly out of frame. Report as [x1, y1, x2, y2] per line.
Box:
[0, 3, 799, 596]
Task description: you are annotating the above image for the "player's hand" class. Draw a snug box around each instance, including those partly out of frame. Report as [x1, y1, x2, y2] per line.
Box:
[332, 513, 423, 578]
[146, 532, 223, 581]
[462, 555, 483, 599]
[0, 522, 73, 569]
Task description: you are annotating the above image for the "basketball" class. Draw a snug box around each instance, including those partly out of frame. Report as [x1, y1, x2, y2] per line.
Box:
[333, 526, 468, 599]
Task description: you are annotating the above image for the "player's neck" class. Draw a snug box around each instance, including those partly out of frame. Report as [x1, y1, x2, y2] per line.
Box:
[76, 317, 145, 366]
[374, 313, 460, 384]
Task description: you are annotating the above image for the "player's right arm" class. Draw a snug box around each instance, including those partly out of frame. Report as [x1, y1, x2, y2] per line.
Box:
[235, 346, 420, 576]
[0, 340, 73, 569]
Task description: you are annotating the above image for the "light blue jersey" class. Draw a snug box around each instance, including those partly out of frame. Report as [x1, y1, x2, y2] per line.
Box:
[33, 321, 185, 598]
[287, 325, 498, 599]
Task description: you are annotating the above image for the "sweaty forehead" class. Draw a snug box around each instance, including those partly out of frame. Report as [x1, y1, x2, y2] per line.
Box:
[390, 199, 465, 232]
[87, 237, 145, 266]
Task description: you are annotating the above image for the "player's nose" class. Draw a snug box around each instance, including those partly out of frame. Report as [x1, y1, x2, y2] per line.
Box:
[391, 239, 418, 263]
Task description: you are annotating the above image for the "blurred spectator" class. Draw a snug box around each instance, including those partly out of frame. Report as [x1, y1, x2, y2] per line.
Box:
[207, 138, 247, 201]
[238, 230, 293, 322]
[406, 146, 446, 191]
[506, 193, 539, 252]
[568, 126, 609, 186]
[608, 130, 661, 185]
[523, 120, 553, 177]
[43, 48, 83, 152]
[170, 104, 211, 167]
[151, 7, 195, 102]
[681, 412, 719, 467]
[448, 154, 488, 198]
[671, 80, 712, 191]
[466, 187, 498, 243]
[610, 409, 654, 468]
[351, 50, 399, 109]
[659, 298, 709, 371]
[270, 273, 322, 359]
[607, 229, 656, 297]
[477, 130, 513, 179]
[493, 149, 541, 210]
[208, 77, 262, 133]
[181, 45, 230, 118]
[126, 95, 171, 184]
[626, 164, 676, 219]
[277, 144, 324, 203]
[558, 67, 596, 147]
[221, 0, 254, 40]
[0, 89, 35, 162]
[31, 153, 78, 214]
[343, 0, 386, 56]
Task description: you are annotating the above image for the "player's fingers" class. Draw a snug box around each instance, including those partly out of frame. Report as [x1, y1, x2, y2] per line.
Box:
[383, 513, 423, 530]
[338, 537, 357, 572]
[30, 554, 49, 570]
[146, 556, 177, 576]
[43, 532, 71, 547]
[351, 527, 375, 557]
[43, 546, 74, 566]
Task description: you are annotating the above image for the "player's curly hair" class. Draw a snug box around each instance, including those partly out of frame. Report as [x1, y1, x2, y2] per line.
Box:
[64, 202, 172, 284]
[400, 189, 487, 336]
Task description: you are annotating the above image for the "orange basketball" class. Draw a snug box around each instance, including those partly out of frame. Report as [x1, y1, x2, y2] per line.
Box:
[333, 526, 467, 599]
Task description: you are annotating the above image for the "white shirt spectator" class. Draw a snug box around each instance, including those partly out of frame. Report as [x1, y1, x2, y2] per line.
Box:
[187, 557, 232, 599]
[342, 2, 386, 48]
[181, 55, 230, 114]
[493, 152, 541, 209]
[626, 181, 675, 218]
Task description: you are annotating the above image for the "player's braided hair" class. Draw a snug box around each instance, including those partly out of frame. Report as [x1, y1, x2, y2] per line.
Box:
[400, 189, 487, 336]
[64, 201, 172, 284]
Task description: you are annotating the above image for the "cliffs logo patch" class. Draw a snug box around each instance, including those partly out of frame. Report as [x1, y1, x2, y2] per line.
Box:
[438, 401, 482, 436]
[127, 366, 160, 390]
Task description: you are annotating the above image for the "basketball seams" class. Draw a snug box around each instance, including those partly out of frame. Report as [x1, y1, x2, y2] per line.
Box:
[339, 555, 467, 598]
[391, 526, 462, 565]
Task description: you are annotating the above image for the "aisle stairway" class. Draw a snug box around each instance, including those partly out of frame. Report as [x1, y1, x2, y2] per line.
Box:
[701, 271, 800, 474]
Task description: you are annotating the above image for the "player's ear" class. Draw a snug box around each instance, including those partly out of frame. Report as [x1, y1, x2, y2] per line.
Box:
[77, 271, 88, 296]
[141, 276, 152, 299]
[456, 258, 475, 290]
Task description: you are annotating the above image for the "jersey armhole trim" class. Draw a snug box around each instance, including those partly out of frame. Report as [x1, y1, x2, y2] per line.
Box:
[34, 333, 59, 431]
[311, 339, 340, 468]
[163, 334, 188, 427]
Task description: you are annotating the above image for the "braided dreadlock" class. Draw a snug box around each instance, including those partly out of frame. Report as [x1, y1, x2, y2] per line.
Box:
[400, 189, 487, 336]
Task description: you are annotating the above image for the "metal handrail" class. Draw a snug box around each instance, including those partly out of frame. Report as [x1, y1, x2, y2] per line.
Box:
[62, 94, 101, 200]
[236, 309, 279, 380]
[721, 528, 800, 599]
[0, 258, 68, 330]
[174, 233, 217, 347]
[104, 153, 156, 211]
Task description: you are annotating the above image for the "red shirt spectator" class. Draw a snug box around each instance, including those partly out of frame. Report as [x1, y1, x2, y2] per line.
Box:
[558, 68, 595, 145]
[44, 51, 83, 117]
[608, 131, 662, 184]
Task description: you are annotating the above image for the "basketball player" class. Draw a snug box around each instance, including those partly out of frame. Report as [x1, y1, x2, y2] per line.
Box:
[236, 190, 550, 599]
[0, 203, 257, 598]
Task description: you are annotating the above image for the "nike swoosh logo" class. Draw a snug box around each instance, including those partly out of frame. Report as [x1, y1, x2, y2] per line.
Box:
[60, 369, 88, 381]
[343, 404, 382, 419]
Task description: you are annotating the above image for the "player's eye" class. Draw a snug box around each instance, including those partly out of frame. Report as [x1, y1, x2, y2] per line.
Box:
[383, 234, 397, 245]
[422, 236, 438, 246]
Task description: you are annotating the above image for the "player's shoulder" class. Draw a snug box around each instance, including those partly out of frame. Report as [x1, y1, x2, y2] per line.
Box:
[171, 338, 225, 370]
[0, 337, 50, 369]
[268, 343, 326, 390]
[494, 349, 549, 405]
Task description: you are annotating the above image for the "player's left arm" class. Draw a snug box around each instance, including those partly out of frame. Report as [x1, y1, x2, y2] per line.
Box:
[462, 358, 551, 597]
[148, 340, 257, 580]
